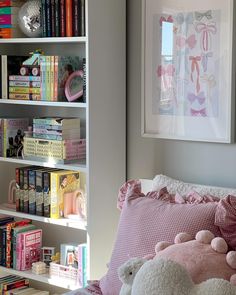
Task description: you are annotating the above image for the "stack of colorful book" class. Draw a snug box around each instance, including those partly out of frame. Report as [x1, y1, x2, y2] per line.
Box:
[0, 0, 26, 38]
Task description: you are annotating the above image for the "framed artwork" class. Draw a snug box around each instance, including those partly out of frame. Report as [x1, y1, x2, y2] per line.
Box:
[141, 0, 235, 142]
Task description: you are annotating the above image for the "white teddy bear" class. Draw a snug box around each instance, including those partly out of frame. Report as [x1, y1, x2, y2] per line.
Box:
[119, 257, 236, 295]
[118, 257, 147, 295]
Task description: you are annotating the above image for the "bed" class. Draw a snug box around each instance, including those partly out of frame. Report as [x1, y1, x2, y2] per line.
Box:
[68, 175, 236, 295]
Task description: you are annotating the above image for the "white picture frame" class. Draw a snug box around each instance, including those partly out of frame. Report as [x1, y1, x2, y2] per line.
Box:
[141, 0, 235, 142]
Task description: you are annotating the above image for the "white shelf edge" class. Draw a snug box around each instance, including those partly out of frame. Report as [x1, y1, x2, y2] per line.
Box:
[0, 205, 87, 230]
[0, 266, 81, 290]
[0, 157, 87, 173]
[0, 37, 87, 44]
[0, 99, 87, 108]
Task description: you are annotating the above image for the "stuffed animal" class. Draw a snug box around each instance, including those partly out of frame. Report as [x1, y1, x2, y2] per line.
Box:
[118, 257, 147, 295]
[118, 230, 236, 294]
[130, 257, 236, 295]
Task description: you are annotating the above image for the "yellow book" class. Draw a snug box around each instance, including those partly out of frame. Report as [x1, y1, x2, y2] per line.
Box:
[9, 87, 40, 94]
[50, 170, 80, 219]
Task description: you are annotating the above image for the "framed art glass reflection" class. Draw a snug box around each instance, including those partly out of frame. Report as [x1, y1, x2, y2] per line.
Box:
[142, 0, 235, 142]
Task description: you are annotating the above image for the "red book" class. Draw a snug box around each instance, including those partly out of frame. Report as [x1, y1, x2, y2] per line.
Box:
[65, 0, 73, 37]
[60, 0, 66, 37]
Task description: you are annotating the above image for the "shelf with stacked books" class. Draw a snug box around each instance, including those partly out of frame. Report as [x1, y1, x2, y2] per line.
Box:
[0, 99, 87, 108]
[0, 204, 87, 230]
[0, 37, 87, 44]
[0, 266, 80, 290]
[0, 157, 87, 173]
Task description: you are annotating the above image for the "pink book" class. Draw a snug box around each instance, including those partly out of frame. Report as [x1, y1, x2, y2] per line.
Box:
[16, 229, 42, 271]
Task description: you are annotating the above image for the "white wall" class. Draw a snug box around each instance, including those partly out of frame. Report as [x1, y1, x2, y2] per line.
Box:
[127, 0, 236, 188]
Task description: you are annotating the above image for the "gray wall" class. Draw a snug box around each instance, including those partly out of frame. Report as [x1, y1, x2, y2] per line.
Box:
[127, 0, 236, 188]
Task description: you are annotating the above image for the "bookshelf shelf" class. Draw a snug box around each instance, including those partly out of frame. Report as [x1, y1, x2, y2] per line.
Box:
[0, 99, 87, 108]
[0, 266, 80, 290]
[0, 157, 87, 173]
[0, 37, 87, 44]
[0, 205, 87, 230]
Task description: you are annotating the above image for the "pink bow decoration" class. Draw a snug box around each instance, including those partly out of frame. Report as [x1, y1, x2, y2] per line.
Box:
[191, 108, 207, 117]
[159, 15, 173, 26]
[187, 92, 206, 105]
[176, 34, 197, 50]
[157, 64, 175, 90]
[195, 22, 217, 52]
[189, 56, 201, 93]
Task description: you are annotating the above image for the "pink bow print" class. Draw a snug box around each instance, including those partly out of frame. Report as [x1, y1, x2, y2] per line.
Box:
[176, 34, 197, 50]
[195, 22, 217, 52]
[189, 56, 201, 93]
[191, 108, 207, 117]
[157, 64, 175, 90]
[159, 15, 173, 26]
[187, 92, 205, 105]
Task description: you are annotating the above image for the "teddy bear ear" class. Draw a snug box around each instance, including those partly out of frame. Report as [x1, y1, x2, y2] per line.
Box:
[155, 241, 172, 253]
[174, 233, 193, 244]
[195, 230, 215, 244]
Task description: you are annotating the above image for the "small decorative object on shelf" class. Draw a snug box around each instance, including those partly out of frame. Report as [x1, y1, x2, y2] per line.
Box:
[65, 70, 84, 102]
[41, 247, 55, 267]
[51, 252, 60, 264]
[32, 261, 47, 274]
[18, 0, 42, 38]
[20, 49, 43, 76]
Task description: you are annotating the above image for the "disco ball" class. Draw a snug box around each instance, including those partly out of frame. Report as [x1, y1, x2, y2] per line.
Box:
[18, 0, 42, 38]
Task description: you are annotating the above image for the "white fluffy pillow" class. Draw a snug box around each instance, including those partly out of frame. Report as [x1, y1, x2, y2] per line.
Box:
[152, 175, 236, 199]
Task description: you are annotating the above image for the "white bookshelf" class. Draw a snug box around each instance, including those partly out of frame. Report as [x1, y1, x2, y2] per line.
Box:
[0, 0, 126, 291]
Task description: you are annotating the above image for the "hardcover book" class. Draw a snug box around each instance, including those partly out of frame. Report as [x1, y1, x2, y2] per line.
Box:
[16, 229, 42, 271]
[1, 118, 29, 158]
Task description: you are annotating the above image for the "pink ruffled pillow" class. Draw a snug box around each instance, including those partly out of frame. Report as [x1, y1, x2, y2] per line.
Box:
[100, 180, 221, 295]
[215, 195, 236, 249]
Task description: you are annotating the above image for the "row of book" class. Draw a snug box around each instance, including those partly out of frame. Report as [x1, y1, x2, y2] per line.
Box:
[0, 217, 42, 271]
[1, 55, 86, 102]
[41, 0, 86, 38]
[15, 166, 86, 220]
[0, 1, 26, 38]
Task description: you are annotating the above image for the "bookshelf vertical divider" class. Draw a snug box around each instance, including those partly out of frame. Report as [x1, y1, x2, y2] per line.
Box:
[0, 0, 126, 291]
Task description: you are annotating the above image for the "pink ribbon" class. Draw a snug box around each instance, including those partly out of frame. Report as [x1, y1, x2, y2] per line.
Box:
[195, 22, 217, 52]
[189, 56, 201, 93]
[191, 108, 207, 117]
[159, 15, 173, 26]
[157, 64, 175, 90]
[176, 34, 197, 50]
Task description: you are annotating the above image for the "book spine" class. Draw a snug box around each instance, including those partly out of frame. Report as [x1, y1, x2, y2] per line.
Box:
[0, 227, 4, 265]
[0, 1, 24, 7]
[54, 55, 58, 101]
[2, 228, 6, 266]
[46, 56, 51, 100]
[9, 75, 41, 82]
[23, 169, 29, 214]
[9, 87, 40, 94]
[3, 279, 29, 291]
[40, 56, 46, 101]
[43, 171, 51, 217]
[9, 93, 41, 100]
[50, 173, 59, 219]
[36, 171, 44, 216]
[41, 0, 47, 37]
[3, 119, 6, 157]
[16, 233, 22, 270]
[72, 0, 79, 36]
[50, 56, 54, 101]
[9, 81, 40, 87]
[82, 58, 86, 102]
[82, 245, 87, 287]
[0, 15, 17, 25]
[55, 0, 60, 37]
[51, 0, 55, 37]
[1, 55, 7, 99]
[28, 170, 36, 215]
[19, 168, 24, 212]
[15, 167, 20, 212]
[60, 0, 65, 37]
[46, 0, 51, 37]
[65, 0, 73, 37]
[80, 0, 85, 36]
